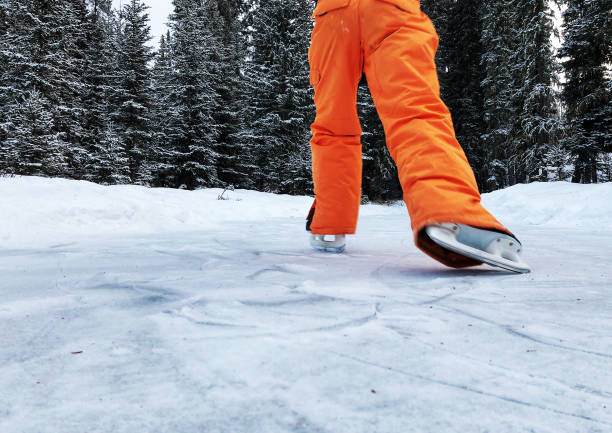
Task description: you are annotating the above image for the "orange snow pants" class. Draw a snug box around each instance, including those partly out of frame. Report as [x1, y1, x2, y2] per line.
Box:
[308, 0, 512, 267]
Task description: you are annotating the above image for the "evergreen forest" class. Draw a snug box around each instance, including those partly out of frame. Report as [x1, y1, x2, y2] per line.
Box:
[1, 0, 610, 199]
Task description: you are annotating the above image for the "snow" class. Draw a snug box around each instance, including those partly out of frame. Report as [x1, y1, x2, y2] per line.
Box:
[1, 176, 611, 433]
[482, 181, 612, 228]
[112, 0, 173, 47]
[0, 176, 406, 249]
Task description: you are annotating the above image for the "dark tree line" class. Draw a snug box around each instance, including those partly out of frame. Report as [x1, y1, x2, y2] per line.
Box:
[558, 0, 611, 183]
[1, 0, 610, 199]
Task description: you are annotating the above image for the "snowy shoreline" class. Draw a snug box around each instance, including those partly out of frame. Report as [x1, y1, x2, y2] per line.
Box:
[1, 176, 610, 249]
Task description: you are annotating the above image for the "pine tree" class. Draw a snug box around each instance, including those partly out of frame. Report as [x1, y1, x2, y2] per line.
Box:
[0, 0, 17, 173]
[510, 0, 562, 183]
[599, 152, 612, 182]
[449, 1, 487, 189]
[150, 31, 180, 187]
[113, 0, 155, 184]
[545, 141, 573, 181]
[1, 0, 88, 178]
[58, 0, 89, 177]
[6, 90, 68, 176]
[242, 0, 313, 195]
[480, 0, 522, 189]
[559, 0, 611, 183]
[167, 0, 221, 189]
[95, 121, 131, 184]
[82, 0, 130, 184]
[211, 0, 254, 190]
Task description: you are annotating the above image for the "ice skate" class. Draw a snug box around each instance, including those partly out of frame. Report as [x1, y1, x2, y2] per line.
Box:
[425, 224, 531, 274]
[310, 234, 346, 253]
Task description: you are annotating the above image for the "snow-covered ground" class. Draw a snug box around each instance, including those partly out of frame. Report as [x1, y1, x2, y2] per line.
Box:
[1, 176, 611, 433]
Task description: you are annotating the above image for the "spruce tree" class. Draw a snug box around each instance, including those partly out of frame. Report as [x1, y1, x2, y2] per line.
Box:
[545, 141, 573, 181]
[58, 0, 89, 177]
[211, 0, 254, 190]
[150, 31, 180, 187]
[510, 0, 562, 183]
[0, 0, 17, 173]
[113, 0, 155, 184]
[167, 0, 221, 189]
[82, 0, 130, 184]
[242, 0, 313, 195]
[599, 152, 612, 182]
[6, 90, 68, 176]
[559, 0, 611, 183]
[480, 0, 521, 189]
[1, 0, 86, 177]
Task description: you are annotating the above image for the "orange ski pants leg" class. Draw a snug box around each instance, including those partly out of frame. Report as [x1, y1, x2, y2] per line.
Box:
[309, 0, 511, 267]
[308, 1, 363, 235]
[359, 0, 512, 265]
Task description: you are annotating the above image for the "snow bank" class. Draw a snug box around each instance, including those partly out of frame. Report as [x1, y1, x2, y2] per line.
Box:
[483, 181, 612, 228]
[0, 176, 308, 248]
[1, 176, 610, 248]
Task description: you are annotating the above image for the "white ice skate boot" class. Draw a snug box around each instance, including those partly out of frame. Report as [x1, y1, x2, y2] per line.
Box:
[425, 224, 531, 274]
[310, 234, 346, 253]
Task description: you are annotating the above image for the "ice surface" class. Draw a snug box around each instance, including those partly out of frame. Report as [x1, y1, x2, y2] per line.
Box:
[0, 177, 611, 432]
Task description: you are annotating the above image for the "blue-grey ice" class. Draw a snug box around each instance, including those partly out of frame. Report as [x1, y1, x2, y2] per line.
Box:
[1, 177, 610, 433]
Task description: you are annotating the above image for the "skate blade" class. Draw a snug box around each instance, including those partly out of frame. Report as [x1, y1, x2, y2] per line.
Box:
[310, 235, 346, 254]
[426, 226, 531, 274]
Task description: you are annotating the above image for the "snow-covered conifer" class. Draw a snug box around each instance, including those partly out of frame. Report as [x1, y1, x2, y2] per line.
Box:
[150, 31, 182, 187]
[113, 0, 155, 184]
[6, 90, 68, 176]
[1, 0, 88, 177]
[81, 0, 130, 184]
[480, 1, 521, 189]
[210, 0, 254, 190]
[559, 0, 611, 183]
[166, 0, 221, 189]
[509, 0, 562, 184]
[241, 0, 313, 194]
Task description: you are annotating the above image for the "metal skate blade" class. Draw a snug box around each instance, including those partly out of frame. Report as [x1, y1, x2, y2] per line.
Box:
[426, 225, 531, 274]
[310, 234, 346, 254]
